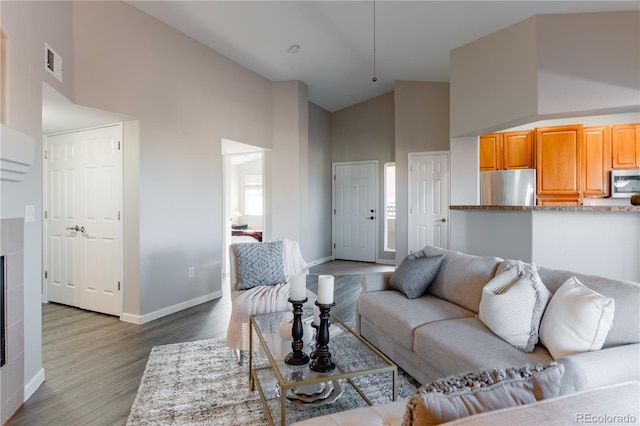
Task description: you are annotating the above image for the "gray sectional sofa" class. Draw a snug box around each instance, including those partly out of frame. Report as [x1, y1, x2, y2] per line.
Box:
[355, 245, 640, 395]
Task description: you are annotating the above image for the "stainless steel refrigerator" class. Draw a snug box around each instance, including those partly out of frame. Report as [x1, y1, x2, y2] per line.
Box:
[480, 169, 536, 206]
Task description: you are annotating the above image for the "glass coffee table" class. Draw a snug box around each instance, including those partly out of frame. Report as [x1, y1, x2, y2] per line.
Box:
[249, 310, 397, 425]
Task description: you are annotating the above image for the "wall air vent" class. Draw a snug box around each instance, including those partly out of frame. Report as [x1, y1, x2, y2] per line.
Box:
[45, 43, 62, 82]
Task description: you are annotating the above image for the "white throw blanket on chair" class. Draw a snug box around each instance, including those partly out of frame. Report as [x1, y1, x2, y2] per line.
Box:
[226, 239, 313, 352]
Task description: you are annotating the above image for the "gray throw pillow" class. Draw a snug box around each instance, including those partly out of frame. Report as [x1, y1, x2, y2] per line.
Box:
[236, 241, 287, 290]
[390, 253, 444, 299]
[402, 362, 564, 426]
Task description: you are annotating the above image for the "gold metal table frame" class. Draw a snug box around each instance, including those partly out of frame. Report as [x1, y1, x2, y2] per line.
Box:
[249, 311, 397, 426]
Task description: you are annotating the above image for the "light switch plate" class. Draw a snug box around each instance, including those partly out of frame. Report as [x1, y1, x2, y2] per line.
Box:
[25, 204, 35, 223]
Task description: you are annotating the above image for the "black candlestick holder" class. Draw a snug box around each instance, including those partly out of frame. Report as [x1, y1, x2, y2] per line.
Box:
[309, 302, 336, 372]
[284, 298, 310, 365]
[309, 323, 319, 359]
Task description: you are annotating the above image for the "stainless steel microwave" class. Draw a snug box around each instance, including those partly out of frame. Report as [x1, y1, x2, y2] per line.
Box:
[611, 169, 640, 198]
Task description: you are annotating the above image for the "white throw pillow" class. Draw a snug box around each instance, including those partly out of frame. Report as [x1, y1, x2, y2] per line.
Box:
[479, 263, 552, 352]
[540, 276, 615, 359]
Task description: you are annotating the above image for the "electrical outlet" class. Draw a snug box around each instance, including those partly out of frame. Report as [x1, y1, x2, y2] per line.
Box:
[188, 267, 195, 278]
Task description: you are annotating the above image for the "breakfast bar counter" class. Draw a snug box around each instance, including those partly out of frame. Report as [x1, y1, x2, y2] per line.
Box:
[450, 205, 640, 212]
[449, 204, 640, 283]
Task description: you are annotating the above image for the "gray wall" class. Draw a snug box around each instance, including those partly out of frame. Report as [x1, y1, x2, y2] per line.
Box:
[536, 12, 640, 116]
[331, 92, 395, 262]
[450, 17, 538, 137]
[71, 1, 275, 318]
[450, 11, 640, 138]
[307, 103, 332, 263]
[1, 0, 76, 407]
[394, 81, 450, 264]
[269, 81, 309, 251]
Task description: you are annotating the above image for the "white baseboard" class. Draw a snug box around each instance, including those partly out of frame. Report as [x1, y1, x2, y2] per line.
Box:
[120, 291, 223, 324]
[307, 256, 334, 268]
[24, 368, 45, 402]
[376, 258, 396, 265]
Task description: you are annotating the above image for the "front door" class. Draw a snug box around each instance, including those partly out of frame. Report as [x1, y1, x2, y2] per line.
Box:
[46, 124, 123, 316]
[333, 162, 377, 262]
[408, 152, 450, 253]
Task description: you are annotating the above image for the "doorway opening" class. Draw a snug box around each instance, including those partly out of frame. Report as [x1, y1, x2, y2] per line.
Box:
[222, 139, 267, 274]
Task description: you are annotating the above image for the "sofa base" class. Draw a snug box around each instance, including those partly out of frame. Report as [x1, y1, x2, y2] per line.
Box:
[292, 382, 640, 426]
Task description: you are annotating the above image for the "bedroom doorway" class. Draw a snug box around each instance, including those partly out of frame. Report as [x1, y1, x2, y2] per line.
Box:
[222, 139, 266, 274]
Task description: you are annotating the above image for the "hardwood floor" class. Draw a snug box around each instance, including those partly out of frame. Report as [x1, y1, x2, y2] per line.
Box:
[7, 261, 393, 426]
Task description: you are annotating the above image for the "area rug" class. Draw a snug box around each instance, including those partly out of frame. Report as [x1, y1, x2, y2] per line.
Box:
[127, 337, 420, 425]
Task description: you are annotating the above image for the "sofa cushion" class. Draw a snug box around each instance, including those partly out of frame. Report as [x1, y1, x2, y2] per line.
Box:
[390, 253, 444, 299]
[479, 262, 551, 352]
[423, 246, 502, 313]
[442, 381, 640, 426]
[413, 317, 553, 378]
[358, 291, 475, 350]
[537, 267, 638, 348]
[540, 276, 615, 359]
[403, 362, 564, 426]
[235, 241, 287, 290]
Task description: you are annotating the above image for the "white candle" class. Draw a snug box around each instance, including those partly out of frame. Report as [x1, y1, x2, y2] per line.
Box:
[313, 305, 320, 326]
[290, 274, 306, 301]
[317, 275, 334, 304]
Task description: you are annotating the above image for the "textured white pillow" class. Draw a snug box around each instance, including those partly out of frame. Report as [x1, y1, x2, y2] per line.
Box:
[403, 363, 565, 426]
[479, 263, 552, 352]
[540, 276, 615, 359]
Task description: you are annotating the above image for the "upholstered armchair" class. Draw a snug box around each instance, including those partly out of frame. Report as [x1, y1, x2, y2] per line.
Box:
[225, 239, 317, 360]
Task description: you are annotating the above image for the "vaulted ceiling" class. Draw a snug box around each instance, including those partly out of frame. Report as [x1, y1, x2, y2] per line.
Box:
[128, 1, 638, 112]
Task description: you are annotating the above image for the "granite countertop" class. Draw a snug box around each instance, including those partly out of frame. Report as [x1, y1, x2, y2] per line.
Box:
[450, 205, 640, 212]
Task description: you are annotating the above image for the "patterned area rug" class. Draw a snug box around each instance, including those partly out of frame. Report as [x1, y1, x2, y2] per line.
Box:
[127, 337, 419, 425]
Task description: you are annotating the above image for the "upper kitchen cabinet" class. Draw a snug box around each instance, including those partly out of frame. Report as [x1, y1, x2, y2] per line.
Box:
[535, 125, 584, 205]
[612, 124, 640, 169]
[479, 130, 533, 171]
[479, 133, 503, 171]
[503, 131, 534, 169]
[583, 126, 612, 198]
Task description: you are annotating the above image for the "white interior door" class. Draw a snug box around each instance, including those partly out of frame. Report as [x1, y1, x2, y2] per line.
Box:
[333, 161, 377, 262]
[409, 152, 450, 252]
[46, 124, 123, 316]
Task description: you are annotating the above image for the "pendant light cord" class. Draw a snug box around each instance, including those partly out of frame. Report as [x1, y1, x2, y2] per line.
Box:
[372, 0, 377, 82]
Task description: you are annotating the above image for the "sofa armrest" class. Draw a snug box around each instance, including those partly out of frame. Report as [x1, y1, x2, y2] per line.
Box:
[361, 272, 393, 293]
[558, 343, 640, 395]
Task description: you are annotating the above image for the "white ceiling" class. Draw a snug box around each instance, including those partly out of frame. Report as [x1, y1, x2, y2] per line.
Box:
[128, 1, 639, 112]
[42, 1, 639, 134]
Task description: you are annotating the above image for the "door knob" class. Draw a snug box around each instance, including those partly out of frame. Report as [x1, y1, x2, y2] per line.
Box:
[367, 216, 375, 220]
[66, 225, 86, 234]
[439, 218, 447, 223]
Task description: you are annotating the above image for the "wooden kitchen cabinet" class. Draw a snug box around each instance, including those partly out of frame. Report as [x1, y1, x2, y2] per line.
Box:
[503, 131, 534, 169]
[583, 126, 612, 198]
[612, 124, 640, 169]
[535, 125, 584, 205]
[479, 134, 503, 171]
[480, 130, 533, 170]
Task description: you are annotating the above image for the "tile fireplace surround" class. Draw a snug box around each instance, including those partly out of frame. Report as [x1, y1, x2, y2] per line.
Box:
[0, 218, 24, 424]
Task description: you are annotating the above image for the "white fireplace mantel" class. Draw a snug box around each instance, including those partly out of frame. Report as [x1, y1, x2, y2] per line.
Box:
[0, 123, 35, 182]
